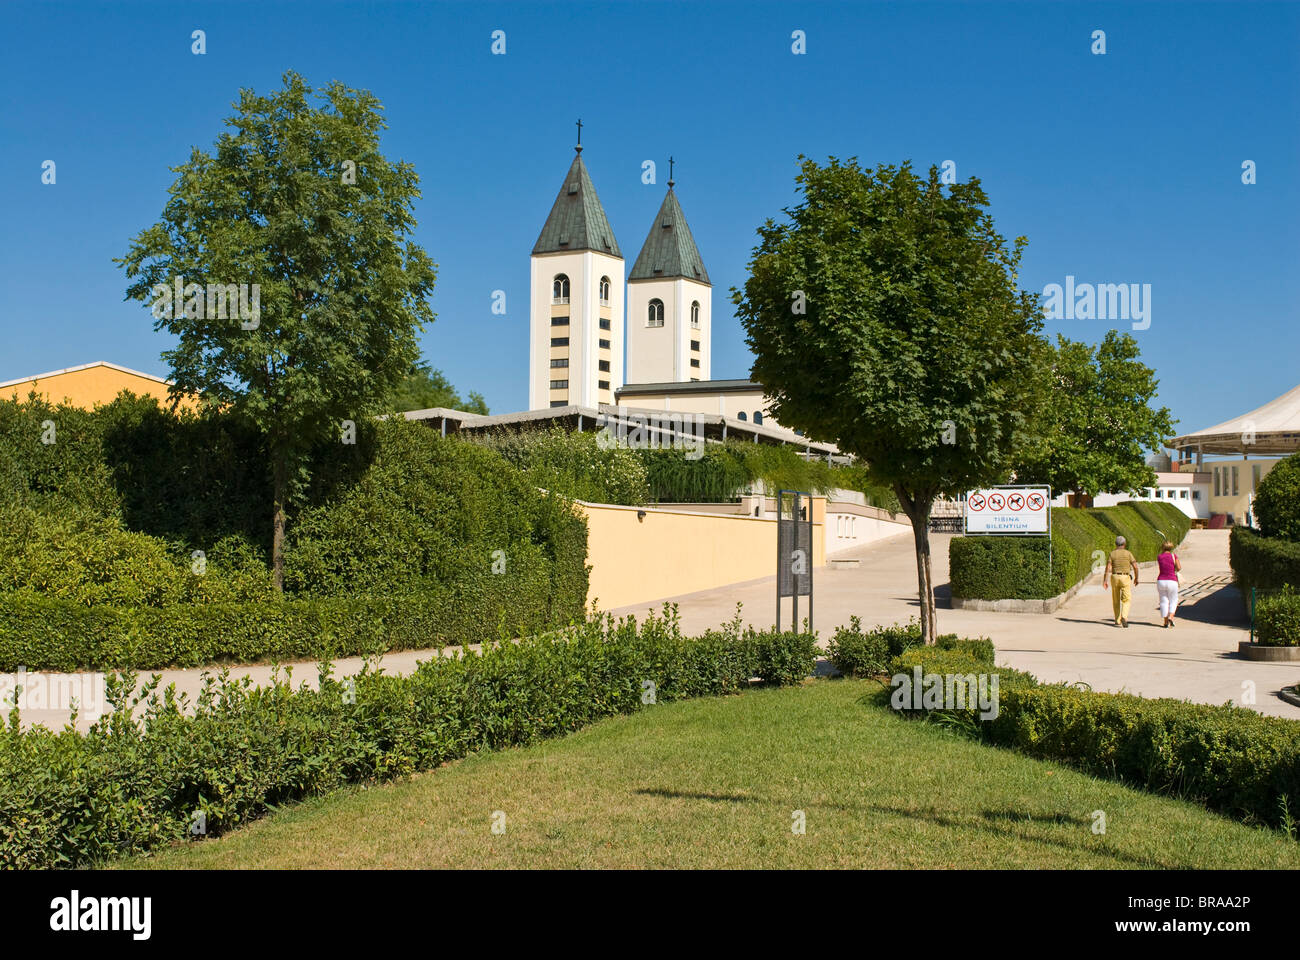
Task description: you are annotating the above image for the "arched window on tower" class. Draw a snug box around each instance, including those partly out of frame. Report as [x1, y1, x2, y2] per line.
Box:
[647, 298, 665, 327]
[691, 301, 700, 327]
[737, 411, 747, 421]
[599, 276, 611, 305]
[753, 412, 764, 425]
[552, 275, 570, 304]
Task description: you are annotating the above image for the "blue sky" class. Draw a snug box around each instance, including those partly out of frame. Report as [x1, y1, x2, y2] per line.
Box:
[2, 0, 1297, 437]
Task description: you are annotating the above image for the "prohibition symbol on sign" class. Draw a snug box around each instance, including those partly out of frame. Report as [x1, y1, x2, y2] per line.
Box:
[968, 493, 986, 511]
[1027, 493, 1045, 511]
[988, 493, 1005, 511]
[1007, 493, 1025, 510]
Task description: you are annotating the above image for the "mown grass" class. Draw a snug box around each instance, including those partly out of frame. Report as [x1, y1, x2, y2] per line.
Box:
[118, 679, 1300, 869]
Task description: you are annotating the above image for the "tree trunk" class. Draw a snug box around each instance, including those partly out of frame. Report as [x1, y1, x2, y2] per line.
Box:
[896, 485, 938, 645]
[271, 448, 287, 594]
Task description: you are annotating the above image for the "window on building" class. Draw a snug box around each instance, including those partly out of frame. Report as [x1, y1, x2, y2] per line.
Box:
[599, 318, 610, 331]
[1232, 466, 1240, 496]
[753, 411, 763, 424]
[690, 340, 700, 352]
[1214, 469, 1220, 496]
[1180, 490, 1188, 499]
[599, 338, 610, 349]
[550, 358, 568, 368]
[1193, 490, 1201, 500]
[552, 275, 570, 303]
[550, 380, 568, 390]
[1253, 464, 1261, 490]
[550, 337, 569, 347]
[691, 301, 700, 327]
[599, 276, 611, 305]
[647, 299, 665, 327]
[737, 411, 747, 421]
[690, 358, 700, 368]
[551, 316, 569, 326]
[690, 377, 699, 382]
[550, 400, 566, 409]
[598, 380, 610, 390]
[598, 360, 610, 372]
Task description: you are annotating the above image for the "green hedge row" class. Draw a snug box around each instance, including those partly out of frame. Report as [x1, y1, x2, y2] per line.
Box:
[950, 502, 1189, 601]
[0, 609, 818, 869]
[0, 543, 586, 671]
[1255, 588, 1300, 646]
[1230, 526, 1300, 598]
[870, 632, 1300, 833]
[825, 617, 997, 677]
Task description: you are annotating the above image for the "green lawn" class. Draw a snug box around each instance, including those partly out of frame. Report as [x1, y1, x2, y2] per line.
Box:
[119, 679, 1300, 869]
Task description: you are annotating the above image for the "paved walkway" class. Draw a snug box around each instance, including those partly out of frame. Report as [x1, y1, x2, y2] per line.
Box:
[7, 529, 1297, 730]
[608, 528, 1300, 719]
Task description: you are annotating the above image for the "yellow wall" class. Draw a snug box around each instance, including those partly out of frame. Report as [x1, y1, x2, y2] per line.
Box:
[578, 497, 825, 610]
[1206, 457, 1280, 521]
[1, 364, 197, 411]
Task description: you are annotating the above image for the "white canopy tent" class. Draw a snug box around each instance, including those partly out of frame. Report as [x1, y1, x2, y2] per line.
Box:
[1169, 384, 1300, 459]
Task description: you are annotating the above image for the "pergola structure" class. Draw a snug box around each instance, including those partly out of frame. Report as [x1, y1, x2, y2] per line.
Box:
[1168, 384, 1300, 463]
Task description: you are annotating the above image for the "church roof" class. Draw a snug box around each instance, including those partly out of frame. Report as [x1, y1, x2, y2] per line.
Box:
[532, 151, 621, 258]
[629, 187, 709, 284]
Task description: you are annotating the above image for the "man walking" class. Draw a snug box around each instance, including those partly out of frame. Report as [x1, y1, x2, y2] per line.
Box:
[1102, 535, 1139, 627]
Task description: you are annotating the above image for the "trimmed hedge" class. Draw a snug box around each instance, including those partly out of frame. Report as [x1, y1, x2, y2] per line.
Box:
[826, 618, 995, 677]
[1255, 587, 1300, 646]
[984, 685, 1300, 831]
[0, 610, 817, 869]
[1124, 500, 1191, 546]
[950, 503, 1187, 601]
[1230, 526, 1300, 598]
[1255, 453, 1300, 542]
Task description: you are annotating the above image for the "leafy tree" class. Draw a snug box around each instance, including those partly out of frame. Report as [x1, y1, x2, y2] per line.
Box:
[733, 158, 1048, 643]
[118, 72, 437, 590]
[1254, 453, 1300, 542]
[387, 362, 488, 415]
[1013, 331, 1175, 505]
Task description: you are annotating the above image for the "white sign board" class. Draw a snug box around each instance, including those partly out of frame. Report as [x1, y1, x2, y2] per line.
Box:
[964, 486, 1050, 535]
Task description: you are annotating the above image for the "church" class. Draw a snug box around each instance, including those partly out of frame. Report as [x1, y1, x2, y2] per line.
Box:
[527, 135, 780, 431]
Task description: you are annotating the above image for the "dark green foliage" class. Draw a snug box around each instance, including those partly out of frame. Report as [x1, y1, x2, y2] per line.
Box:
[1123, 500, 1191, 546]
[470, 428, 650, 505]
[1255, 453, 1300, 542]
[386, 362, 488, 415]
[826, 618, 991, 675]
[984, 685, 1300, 832]
[0, 609, 811, 868]
[1255, 587, 1300, 646]
[1230, 527, 1300, 597]
[950, 504, 1186, 601]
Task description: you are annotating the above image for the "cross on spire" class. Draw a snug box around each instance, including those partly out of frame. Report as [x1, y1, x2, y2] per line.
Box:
[575, 118, 583, 153]
[668, 156, 675, 187]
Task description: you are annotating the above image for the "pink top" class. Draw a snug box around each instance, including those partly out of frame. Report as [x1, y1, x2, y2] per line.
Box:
[1157, 552, 1178, 581]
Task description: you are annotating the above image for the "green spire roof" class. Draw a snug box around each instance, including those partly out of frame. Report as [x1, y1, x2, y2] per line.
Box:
[629, 187, 709, 284]
[532, 151, 621, 258]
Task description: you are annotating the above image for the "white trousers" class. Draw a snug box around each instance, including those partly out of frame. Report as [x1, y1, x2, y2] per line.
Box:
[1157, 579, 1179, 618]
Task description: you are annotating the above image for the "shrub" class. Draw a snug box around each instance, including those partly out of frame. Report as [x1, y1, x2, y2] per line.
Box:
[0, 609, 813, 868]
[1125, 500, 1191, 546]
[984, 685, 1300, 831]
[470, 427, 650, 506]
[826, 618, 930, 676]
[1255, 453, 1300, 542]
[746, 628, 818, 685]
[1230, 526, 1300, 598]
[950, 504, 1184, 601]
[1256, 587, 1300, 646]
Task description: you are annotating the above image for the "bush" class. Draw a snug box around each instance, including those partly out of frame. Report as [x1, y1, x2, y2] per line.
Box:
[1256, 587, 1300, 646]
[470, 428, 650, 506]
[1255, 453, 1300, 542]
[1125, 500, 1191, 546]
[747, 628, 818, 685]
[826, 618, 928, 676]
[950, 504, 1185, 601]
[0, 609, 812, 868]
[1230, 526, 1300, 598]
[984, 685, 1300, 831]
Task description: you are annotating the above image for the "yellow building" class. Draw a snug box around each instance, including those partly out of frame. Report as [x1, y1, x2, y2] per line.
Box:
[0, 361, 196, 411]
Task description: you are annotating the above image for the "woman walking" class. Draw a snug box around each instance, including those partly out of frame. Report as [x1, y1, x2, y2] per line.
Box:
[1156, 541, 1181, 628]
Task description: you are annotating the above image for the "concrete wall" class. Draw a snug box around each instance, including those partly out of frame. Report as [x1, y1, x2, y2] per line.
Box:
[578, 497, 825, 610]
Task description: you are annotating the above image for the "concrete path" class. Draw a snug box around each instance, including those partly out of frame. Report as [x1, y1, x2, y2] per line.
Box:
[7, 528, 1297, 731]
[607, 528, 1300, 719]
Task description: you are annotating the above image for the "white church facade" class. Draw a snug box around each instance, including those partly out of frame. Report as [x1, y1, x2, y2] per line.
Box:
[528, 143, 715, 412]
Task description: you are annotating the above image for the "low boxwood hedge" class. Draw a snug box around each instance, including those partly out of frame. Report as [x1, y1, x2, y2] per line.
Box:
[1255, 587, 1300, 646]
[0, 610, 817, 869]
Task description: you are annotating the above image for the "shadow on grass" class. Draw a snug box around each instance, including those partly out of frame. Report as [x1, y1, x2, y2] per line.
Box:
[634, 788, 759, 804]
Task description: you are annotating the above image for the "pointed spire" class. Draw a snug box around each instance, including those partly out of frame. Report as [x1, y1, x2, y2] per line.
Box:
[629, 176, 709, 284]
[532, 140, 621, 258]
